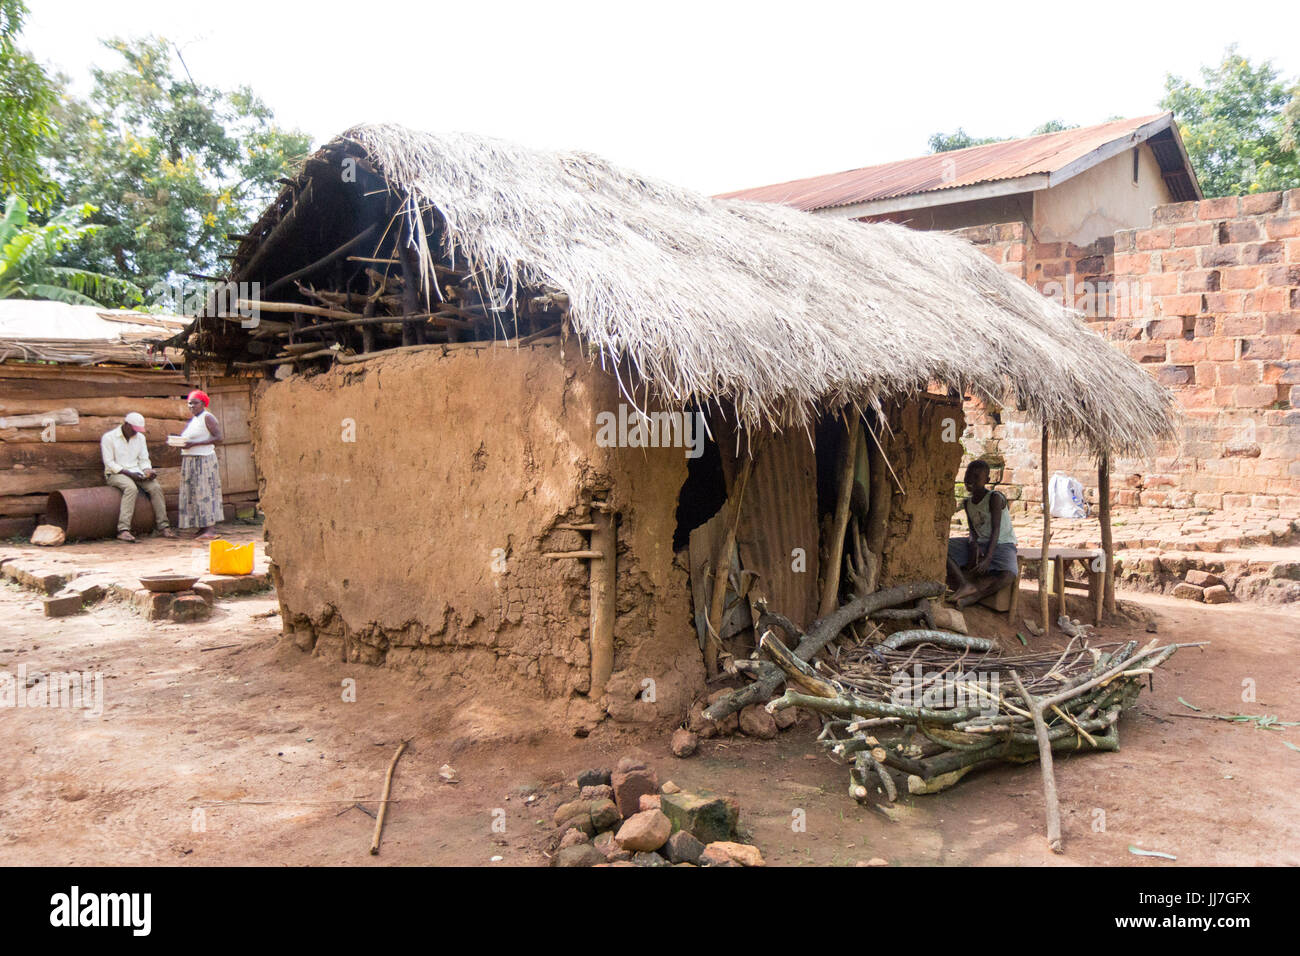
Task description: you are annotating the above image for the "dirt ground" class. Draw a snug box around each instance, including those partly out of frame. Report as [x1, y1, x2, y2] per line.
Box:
[0, 577, 1296, 866]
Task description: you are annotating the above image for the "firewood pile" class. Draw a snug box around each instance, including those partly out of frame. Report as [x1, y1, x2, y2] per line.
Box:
[697, 574, 1193, 852]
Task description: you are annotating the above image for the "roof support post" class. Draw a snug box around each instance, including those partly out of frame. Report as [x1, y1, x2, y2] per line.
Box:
[1098, 453, 1115, 617]
[1039, 425, 1051, 636]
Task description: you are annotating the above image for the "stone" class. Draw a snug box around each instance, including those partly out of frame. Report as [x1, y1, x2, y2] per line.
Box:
[660, 791, 739, 844]
[1185, 569, 1223, 588]
[63, 577, 108, 604]
[592, 831, 617, 857]
[589, 798, 621, 832]
[631, 851, 671, 867]
[638, 793, 661, 812]
[576, 768, 611, 788]
[579, 784, 614, 801]
[739, 704, 778, 739]
[552, 800, 596, 835]
[190, 582, 216, 607]
[200, 574, 271, 598]
[660, 780, 681, 794]
[1270, 562, 1300, 581]
[43, 593, 83, 618]
[1172, 582, 1205, 601]
[700, 841, 765, 867]
[610, 765, 659, 818]
[550, 844, 605, 868]
[773, 706, 799, 730]
[670, 728, 698, 757]
[1203, 585, 1232, 604]
[704, 690, 740, 735]
[614, 756, 648, 773]
[930, 606, 967, 634]
[614, 809, 672, 853]
[30, 524, 65, 547]
[558, 827, 589, 850]
[170, 593, 212, 622]
[663, 830, 705, 865]
[131, 588, 174, 621]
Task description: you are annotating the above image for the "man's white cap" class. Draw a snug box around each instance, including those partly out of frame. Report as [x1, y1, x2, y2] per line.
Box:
[124, 412, 146, 431]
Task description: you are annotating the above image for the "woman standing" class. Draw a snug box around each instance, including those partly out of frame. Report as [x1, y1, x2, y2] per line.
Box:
[176, 390, 224, 539]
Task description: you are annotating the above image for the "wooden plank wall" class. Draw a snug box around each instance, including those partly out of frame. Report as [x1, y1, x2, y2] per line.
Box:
[0, 363, 259, 534]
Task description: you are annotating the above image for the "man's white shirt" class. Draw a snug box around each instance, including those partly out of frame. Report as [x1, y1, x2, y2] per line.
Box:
[101, 428, 153, 476]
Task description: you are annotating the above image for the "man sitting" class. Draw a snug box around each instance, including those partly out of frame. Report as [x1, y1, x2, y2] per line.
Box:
[100, 412, 177, 542]
[947, 459, 1017, 608]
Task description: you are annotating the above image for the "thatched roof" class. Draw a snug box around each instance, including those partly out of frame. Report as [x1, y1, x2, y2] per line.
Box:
[237, 124, 1177, 454]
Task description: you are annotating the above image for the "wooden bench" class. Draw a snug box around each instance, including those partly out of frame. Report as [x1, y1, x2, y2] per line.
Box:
[1014, 545, 1106, 625]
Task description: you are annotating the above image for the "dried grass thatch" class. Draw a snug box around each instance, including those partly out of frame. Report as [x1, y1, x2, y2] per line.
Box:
[323, 125, 1176, 453]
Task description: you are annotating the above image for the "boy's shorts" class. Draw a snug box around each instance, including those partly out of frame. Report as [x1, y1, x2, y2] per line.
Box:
[948, 538, 1018, 575]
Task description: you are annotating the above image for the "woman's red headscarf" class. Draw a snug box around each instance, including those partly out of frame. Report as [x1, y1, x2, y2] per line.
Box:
[187, 390, 210, 408]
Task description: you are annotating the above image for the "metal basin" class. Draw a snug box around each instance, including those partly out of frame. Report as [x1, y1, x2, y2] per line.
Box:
[139, 574, 200, 593]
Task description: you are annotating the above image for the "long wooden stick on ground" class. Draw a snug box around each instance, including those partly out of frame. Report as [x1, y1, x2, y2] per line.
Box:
[369, 740, 408, 855]
[1010, 670, 1062, 853]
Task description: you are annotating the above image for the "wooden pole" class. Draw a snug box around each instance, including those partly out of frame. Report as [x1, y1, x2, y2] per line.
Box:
[1098, 453, 1115, 617]
[1039, 425, 1051, 636]
[706, 439, 759, 676]
[589, 507, 616, 696]
[1009, 671, 1063, 853]
[368, 739, 407, 855]
[820, 415, 861, 618]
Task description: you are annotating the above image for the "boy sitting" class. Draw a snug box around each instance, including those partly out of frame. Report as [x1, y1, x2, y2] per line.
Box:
[947, 459, 1018, 608]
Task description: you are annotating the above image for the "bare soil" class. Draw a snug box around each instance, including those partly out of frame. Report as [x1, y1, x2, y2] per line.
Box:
[0, 579, 1296, 866]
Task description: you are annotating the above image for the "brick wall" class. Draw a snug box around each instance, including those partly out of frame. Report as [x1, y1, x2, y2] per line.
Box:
[953, 193, 1300, 516]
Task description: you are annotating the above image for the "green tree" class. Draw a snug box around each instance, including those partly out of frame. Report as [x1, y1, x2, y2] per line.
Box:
[48, 36, 311, 305]
[1161, 47, 1300, 197]
[929, 120, 1078, 153]
[0, 0, 59, 210]
[0, 194, 142, 305]
[928, 128, 1005, 153]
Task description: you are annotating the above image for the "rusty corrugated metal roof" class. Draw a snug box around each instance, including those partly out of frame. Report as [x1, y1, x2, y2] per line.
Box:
[718, 113, 1197, 211]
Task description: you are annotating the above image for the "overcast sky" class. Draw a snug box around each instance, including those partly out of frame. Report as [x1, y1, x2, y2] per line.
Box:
[22, 0, 1300, 195]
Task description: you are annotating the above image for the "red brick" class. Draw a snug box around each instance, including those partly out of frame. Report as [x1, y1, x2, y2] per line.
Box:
[1288, 238, 1300, 262]
[1143, 273, 1180, 296]
[1155, 365, 1195, 386]
[1137, 228, 1173, 250]
[1264, 217, 1300, 239]
[1246, 288, 1290, 312]
[1149, 316, 1188, 338]
[1242, 338, 1283, 360]
[1206, 337, 1237, 361]
[1168, 340, 1207, 362]
[1289, 190, 1300, 213]
[1159, 248, 1199, 270]
[1113, 230, 1137, 253]
[1154, 200, 1198, 223]
[1236, 385, 1279, 408]
[1180, 269, 1219, 293]
[1114, 252, 1150, 275]
[1265, 313, 1300, 336]
[1242, 192, 1284, 215]
[1183, 379, 1218, 402]
[1128, 341, 1167, 363]
[1204, 292, 1244, 313]
[1198, 196, 1241, 219]
[1159, 293, 1204, 316]
[1194, 316, 1217, 338]
[1007, 243, 1025, 262]
[1222, 220, 1262, 243]
[1217, 362, 1261, 385]
[1241, 240, 1284, 264]
[1221, 266, 1262, 290]
[1173, 223, 1214, 246]
[1200, 244, 1240, 267]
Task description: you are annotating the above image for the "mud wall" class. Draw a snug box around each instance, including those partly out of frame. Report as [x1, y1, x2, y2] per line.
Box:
[878, 394, 965, 586]
[253, 343, 704, 734]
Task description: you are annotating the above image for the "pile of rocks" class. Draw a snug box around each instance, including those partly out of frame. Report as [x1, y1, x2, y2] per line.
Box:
[550, 757, 764, 867]
[665, 690, 807, 758]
